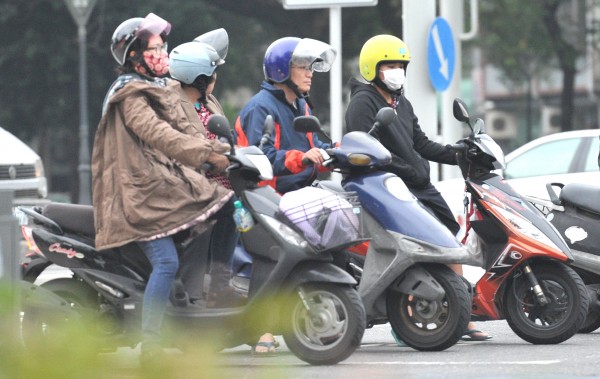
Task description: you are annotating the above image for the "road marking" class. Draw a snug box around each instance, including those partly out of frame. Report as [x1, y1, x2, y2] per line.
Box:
[343, 360, 561, 365]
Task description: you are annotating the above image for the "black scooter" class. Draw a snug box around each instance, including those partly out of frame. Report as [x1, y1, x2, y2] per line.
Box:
[526, 182, 600, 333]
[17, 115, 366, 365]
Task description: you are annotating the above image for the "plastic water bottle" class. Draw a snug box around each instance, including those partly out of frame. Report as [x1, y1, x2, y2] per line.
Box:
[233, 200, 254, 232]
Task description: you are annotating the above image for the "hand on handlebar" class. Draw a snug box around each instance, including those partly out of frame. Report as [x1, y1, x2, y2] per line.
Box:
[301, 148, 330, 166]
[205, 152, 229, 173]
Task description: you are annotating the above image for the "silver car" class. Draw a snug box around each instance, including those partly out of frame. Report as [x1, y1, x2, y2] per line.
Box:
[435, 129, 600, 223]
[0, 127, 48, 205]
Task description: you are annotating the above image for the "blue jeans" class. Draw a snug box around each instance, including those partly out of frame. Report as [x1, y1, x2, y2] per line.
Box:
[137, 237, 179, 351]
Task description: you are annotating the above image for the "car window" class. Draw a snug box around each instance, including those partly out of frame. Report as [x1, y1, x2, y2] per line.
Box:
[504, 138, 581, 179]
[583, 136, 600, 172]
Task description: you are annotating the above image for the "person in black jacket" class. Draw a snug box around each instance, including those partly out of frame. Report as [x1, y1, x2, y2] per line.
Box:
[345, 34, 491, 342]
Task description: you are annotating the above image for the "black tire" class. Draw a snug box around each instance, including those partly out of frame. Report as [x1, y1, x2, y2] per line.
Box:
[386, 265, 471, 351]
[577, 282, 600, 333]
[579, 308, 600, 334]
[505, 261, 590, 344]
[21, 278, 97, 350]
[282, 283, 366, 365]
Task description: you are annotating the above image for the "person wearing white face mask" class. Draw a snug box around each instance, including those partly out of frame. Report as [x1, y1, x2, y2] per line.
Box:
[345, 34, 491, 343]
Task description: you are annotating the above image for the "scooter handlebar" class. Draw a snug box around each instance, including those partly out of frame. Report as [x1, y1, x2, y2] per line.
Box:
[446, 142, 468, 151]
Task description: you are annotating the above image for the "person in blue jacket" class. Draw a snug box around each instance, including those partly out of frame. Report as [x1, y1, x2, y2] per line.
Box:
[234, 36, 337, 355]
[235, 37, 337, 194]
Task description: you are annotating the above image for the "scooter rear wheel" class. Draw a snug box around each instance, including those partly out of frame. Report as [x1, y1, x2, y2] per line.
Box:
[21, 278, 99, 351]
[505, 261, 590, 344]
[386, 264, 471, 351]
[282, 283, 365, 365]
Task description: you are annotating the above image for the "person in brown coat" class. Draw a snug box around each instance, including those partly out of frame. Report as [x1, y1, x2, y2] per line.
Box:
[92, 13, 233, 363]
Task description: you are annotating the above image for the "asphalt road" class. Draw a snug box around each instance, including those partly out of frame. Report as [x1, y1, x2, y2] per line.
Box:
[31, 267, 600, 378]
[92, 320, 600, 378]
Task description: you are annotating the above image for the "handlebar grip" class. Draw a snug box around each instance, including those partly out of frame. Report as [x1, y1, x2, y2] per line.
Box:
[200, 162, 213, 172]
[301, 157, 311, 166]
[446, 142, 467, 151]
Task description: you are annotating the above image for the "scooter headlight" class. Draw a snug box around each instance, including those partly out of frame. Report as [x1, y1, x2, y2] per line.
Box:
[347, 153, 372, 166]
[259, 214, 309, 248]
[488, 203, 560, 251]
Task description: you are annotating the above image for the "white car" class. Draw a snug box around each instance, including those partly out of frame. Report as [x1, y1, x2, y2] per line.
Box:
[0, 126, 48, 205]
[435, 129, 600, 224]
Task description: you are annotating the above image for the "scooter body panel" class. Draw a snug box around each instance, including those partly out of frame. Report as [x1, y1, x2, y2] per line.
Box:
[343, 172, 461, 248]
[467, 174, 575, 319]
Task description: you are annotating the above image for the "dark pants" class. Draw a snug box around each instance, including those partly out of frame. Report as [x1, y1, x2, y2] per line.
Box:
[409, 182, 460, 236]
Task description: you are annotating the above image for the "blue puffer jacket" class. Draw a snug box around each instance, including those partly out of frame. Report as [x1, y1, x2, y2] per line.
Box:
[235, 81, 331, 194]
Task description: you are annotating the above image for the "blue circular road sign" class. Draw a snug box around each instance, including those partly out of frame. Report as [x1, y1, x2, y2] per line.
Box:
[427, 17, 455, 92]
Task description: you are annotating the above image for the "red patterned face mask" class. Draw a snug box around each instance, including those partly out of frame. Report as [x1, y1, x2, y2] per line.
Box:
[141, 50, 169, 77]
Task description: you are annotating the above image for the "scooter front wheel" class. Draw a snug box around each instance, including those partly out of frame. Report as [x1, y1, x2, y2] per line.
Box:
[505, 261, 589, 344]
[386, 264, 471, 351]
[282, 283, 366, 365]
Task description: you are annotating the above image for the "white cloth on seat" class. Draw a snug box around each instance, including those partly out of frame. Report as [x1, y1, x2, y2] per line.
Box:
[279, 187, 359, 249]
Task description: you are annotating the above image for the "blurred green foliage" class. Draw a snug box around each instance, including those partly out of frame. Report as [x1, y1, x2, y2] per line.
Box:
[0, 281, 292, 378]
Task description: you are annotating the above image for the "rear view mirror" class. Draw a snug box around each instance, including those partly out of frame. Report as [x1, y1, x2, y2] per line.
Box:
[293, 115, 321, 133]
[207, 114, 234, 154]
[453, 98, 470, 122]
[375, 107, 396, 127]
[258, 115, 275, 149]
[473, 118, 486, 134]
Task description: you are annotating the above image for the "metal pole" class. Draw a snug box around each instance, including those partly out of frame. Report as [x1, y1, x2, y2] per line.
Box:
[404, 0, 438, 180]
[77, 23, 91, 205]
[440, 0, 464, 181]
[329, 6, 343, 143]
[0, 191, 19, 334]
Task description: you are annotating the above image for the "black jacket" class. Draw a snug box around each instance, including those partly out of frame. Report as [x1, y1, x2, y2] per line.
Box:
[344, 78, 456, 189]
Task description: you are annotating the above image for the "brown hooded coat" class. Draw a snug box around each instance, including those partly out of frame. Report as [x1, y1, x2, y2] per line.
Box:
[92, 77, 233, 250]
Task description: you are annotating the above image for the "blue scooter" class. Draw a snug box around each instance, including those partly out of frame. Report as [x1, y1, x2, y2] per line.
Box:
[293, 108, 482, 351]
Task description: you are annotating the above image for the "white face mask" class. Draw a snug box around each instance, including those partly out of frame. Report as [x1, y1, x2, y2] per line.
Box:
[381, 68, 406, 91]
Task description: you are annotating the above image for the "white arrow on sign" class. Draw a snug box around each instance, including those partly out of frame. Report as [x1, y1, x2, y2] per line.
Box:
[432, 24, 449, 80]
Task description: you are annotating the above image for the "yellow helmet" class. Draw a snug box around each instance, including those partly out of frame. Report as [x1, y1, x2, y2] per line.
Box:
[359, 34, 411, 82]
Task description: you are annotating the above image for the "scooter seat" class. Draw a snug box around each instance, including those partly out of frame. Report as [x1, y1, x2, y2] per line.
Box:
[560, 183, 600, 215]
[42, 203, 95, 237]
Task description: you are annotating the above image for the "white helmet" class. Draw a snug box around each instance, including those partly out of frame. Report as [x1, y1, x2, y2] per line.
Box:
[169, 42, 223, 84]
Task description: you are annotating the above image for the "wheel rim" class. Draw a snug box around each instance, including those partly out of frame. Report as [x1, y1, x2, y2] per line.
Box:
[397, 294, 450, 332]
[291, 289, 349, 350]
[513, 276, 570, 327]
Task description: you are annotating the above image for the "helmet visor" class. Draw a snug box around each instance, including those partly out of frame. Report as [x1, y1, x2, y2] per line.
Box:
[135, 13, 172, 41]
[291, 38, 336, 73]
[194, 28, 229, 62]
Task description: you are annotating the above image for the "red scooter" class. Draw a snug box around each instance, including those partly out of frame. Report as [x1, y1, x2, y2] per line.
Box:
[450, 98, 589, 344]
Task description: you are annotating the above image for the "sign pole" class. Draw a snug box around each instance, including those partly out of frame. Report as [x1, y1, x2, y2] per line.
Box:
[329, 6, 343, 143]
